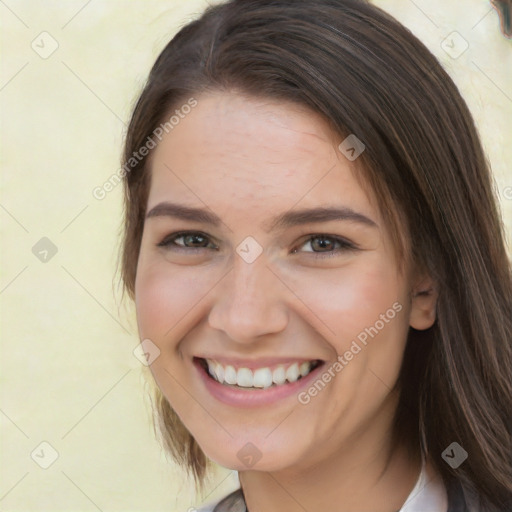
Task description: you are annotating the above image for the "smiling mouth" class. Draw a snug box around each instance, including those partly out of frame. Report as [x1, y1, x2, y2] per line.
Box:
[195, 357, 324, 390]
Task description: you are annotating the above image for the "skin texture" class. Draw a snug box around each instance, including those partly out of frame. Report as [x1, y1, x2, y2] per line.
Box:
[134, 92, 440, 512]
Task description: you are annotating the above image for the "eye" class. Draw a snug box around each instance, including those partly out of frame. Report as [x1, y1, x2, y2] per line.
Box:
[293, 234, 358, 259]
[156, 231, 357, 258]
[157, 231, 217, 252]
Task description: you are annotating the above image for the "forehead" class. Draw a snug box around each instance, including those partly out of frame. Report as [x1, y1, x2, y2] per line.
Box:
[147, 92, 380, 226]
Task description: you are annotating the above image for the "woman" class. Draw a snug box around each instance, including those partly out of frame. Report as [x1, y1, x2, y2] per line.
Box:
[119, 0, 512, 510]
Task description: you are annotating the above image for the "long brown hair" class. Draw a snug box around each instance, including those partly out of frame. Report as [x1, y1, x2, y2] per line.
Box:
[119, 0, 512, 508]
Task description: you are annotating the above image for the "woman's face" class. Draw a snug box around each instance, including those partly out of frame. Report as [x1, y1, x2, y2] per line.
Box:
[135, 92, 434, 472]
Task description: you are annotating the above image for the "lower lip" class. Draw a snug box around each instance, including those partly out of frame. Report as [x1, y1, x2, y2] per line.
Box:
[194, 358, 326, 408]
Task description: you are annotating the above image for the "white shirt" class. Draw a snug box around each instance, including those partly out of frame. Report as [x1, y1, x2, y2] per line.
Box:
[400, 458, 448, 512]
[197, 460, 449, 512]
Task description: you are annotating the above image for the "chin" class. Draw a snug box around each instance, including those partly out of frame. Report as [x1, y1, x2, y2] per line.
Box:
[199, 435, 304, 473]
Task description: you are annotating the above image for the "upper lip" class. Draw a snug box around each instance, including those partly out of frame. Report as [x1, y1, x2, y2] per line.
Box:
[195, 355, 323, 370]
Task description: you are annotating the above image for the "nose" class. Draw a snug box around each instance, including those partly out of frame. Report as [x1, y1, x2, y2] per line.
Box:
[208, 255, 289, 344]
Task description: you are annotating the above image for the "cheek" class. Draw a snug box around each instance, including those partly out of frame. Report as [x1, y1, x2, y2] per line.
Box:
[134, 257, 207, 344]
[333, 265, 409, 385]
[286, 259, 404, 345]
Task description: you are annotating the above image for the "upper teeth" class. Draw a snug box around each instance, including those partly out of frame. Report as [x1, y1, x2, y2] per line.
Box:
[205, 359, 315, 388]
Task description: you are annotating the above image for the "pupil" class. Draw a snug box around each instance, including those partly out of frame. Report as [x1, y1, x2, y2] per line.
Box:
[313, 237, 332, 251]
[186, 234, 206, 246]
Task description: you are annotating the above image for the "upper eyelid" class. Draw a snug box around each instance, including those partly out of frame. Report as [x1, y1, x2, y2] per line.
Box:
[156, 231, 218, 251]
[160, 231, 218, 246]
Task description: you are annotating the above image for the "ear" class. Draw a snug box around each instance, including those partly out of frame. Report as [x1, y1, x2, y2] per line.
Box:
[409, 275, 438, 330]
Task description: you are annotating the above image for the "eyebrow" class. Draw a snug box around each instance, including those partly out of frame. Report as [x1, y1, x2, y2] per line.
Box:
[145, 202, 378, 231]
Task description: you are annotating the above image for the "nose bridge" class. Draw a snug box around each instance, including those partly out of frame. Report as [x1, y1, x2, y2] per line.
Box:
[208, 254, 288, 342]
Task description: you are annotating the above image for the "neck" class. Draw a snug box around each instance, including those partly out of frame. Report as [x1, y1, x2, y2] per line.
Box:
[238, 411, 421, 512]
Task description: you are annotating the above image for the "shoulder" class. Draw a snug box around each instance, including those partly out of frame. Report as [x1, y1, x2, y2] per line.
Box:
[196, 488, 245, 512]
[446, 477, 512, 512]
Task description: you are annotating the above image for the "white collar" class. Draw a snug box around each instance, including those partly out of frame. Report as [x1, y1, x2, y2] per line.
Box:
[199, 460, 450, 512]
[400, 459, 448, 512]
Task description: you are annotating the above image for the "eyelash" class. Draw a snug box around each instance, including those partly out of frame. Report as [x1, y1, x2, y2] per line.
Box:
[156, 231, 358, 259]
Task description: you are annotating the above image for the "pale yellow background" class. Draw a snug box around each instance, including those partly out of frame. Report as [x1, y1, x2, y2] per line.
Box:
[1, 1, 511, 511]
